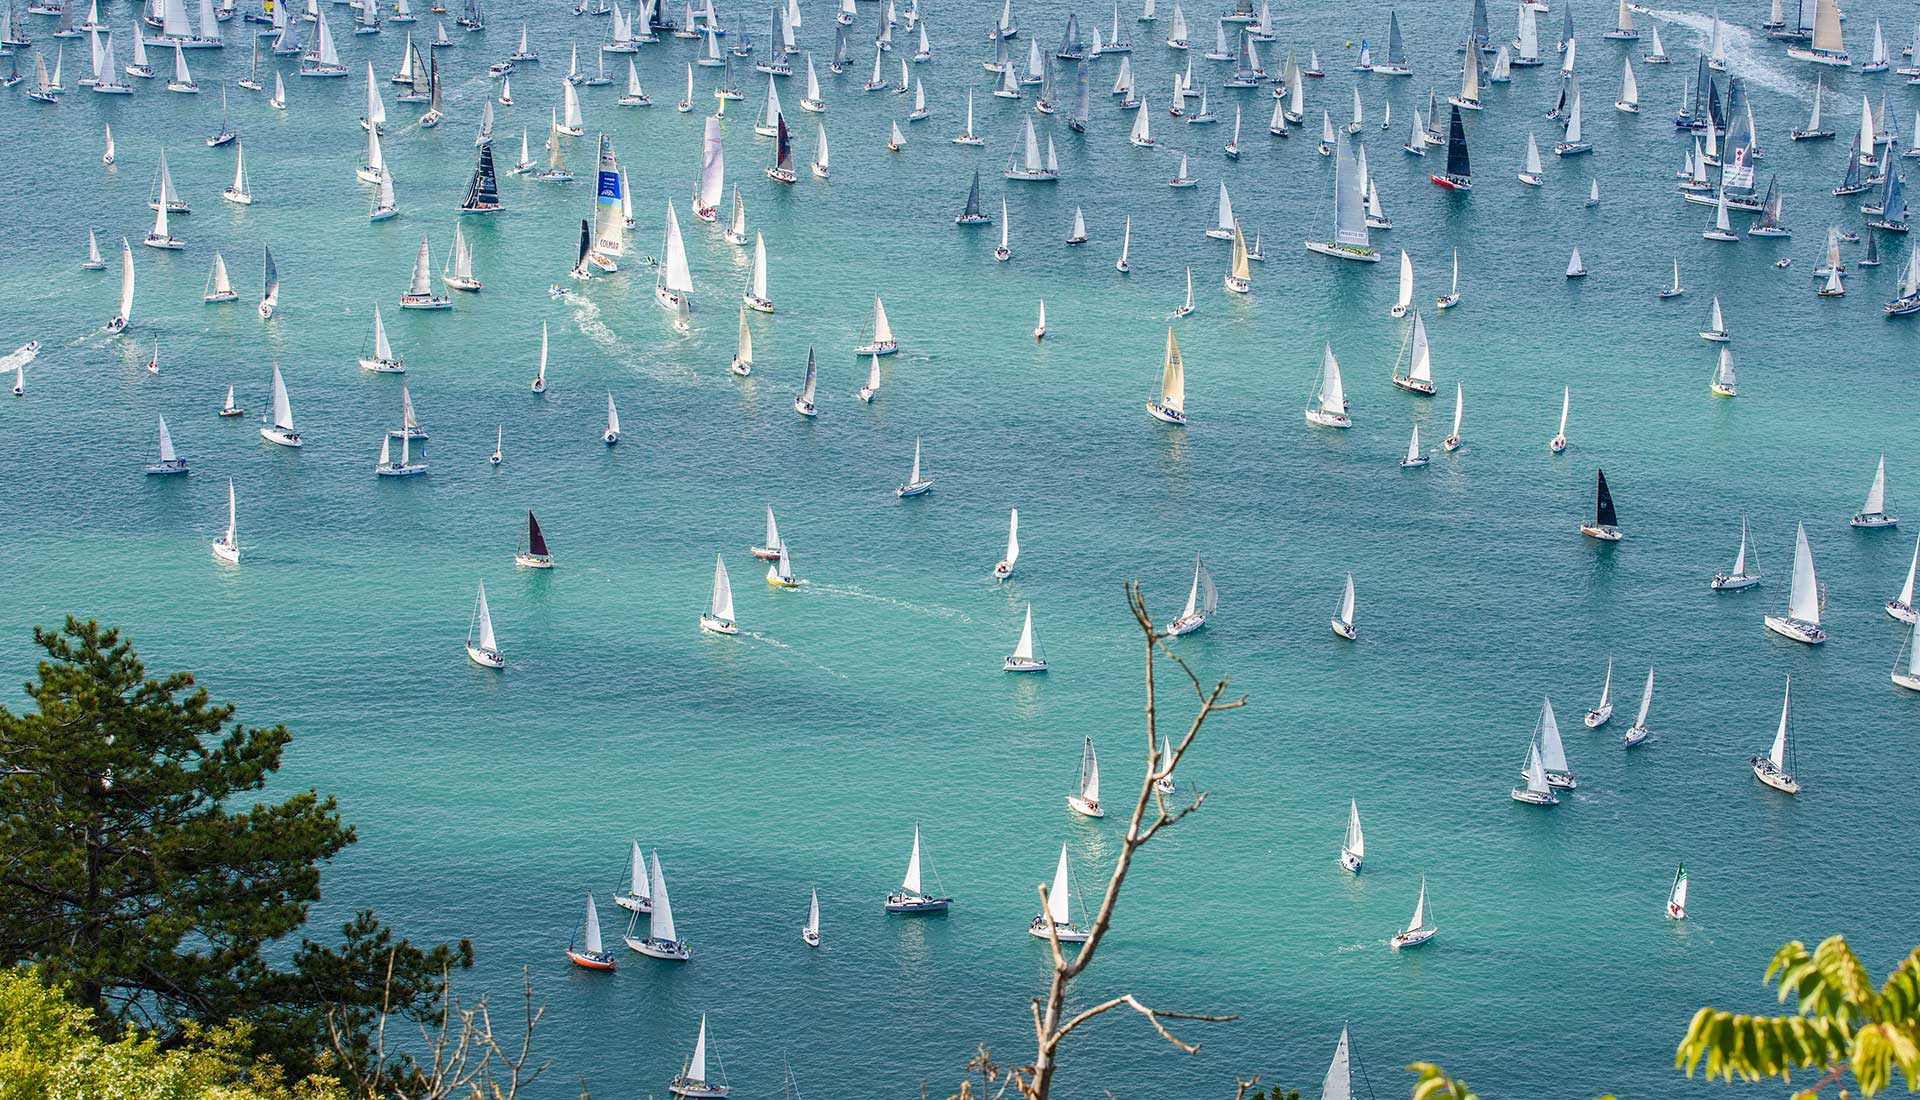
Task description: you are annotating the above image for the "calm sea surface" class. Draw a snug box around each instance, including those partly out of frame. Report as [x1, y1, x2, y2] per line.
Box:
[3, 0, 1917, 1095]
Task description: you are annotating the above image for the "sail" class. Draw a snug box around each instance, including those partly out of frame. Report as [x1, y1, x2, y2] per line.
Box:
[1594, 468, 1618, 527]
[462, 142, 500, 210]
[210, 252, 233, 297]
[1004, 509, 1020, 567]
[1770, 681, 1791, 770]
[1339, 573, 1356, 624]
[593, 135, 624, 256]
[1524, 742, 1551, 793]
[1395, 251, 1413, 310]
[1318, 344, 1345, 412]
[582, 895, 604, 954]
[1332, 133, 1369, 248]
[872, 298, 894, 344]
[116, 239, 135, 323]
[1444, 105, 1470, 179]
[902, 826, 924, 894]
[1159, 328, 1185, 410]
[698, 116, 725, 210]
[1864, 456, 1888, 515]
[1787, 523, 1820, 623]
[1014, 603, 1036, 660]
[606, 392, 621, 435]
[1811, 0, 1842, 54]
[660, 202, 693, 293]
[1634, 667, 1654, 728]
[649, 851, 677, 941]
[1408, 877, 1427, 931]
[1322, 1027, 1353, 1100]
[749, 233, 769, 299]
[1670, 866, 1689, 913]
[562, 79, 584, 130]
[1407, 313, 1432, 383]
[709, 554, 734, 620]
[269, 364, 293, 430]
[1538, 697, 1568, 772]
[1045, 843, 1073, 925]
[1342, 799, 1363, 857]
[1078, 736, 1100, 802]
[156, 416, 176, 462]
[407, 237, 434, 296]
[473, 582, 497, 650]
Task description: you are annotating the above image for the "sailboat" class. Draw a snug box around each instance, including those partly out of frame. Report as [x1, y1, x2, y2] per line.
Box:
[104, 237, 136, 334]
[811, 123, 831, 178]
[1389, 877, 1436, 948]
[1432, 249, 1462, 309]
[1429, 105, 1473, 190]
[1536, 696, 1576, 787]
[1032, 300, 1047, 341]
[465, 581, 504, 667]
[1750, 679, 1802, 793]
[1399, 423, 1428, 470]
[1028, 843, 1089, 943]
[218, 385, 244, 418]
[220, 142, 253, 205]
[1307, 132, 1379, 261]
[203, 251, 238, 303]
[791, 348, 819, 417]
[1066, 736, 1103, 817]
[614, 843, 652, 915]
[1646, 21, 1669, 62]
[1700, 296, 1731, 341]
[1336, 799, 1365, 871]
[357, 306, 403, 372]
[399, 238, 450, 309]
[532, 322, 550, 392]
[82, 231, 106, 272]
[1787, 0, 1848, 65]
[952, 86, 985, 145]
[655, 201, 694, 311]
[1145, 328, 1187, 423]
[1305, 344, 1351, 428]
[1549, 386, 1570, 452]
[1887, 534, 1920, 624]
[259, 364, 300, 446]
[513, 510, 553, 569]
[884, 825, 952, 911]
[1664, 864, 1689, 919]
[142, 415, 188, 475]
[1764, 523, 1827, 644]
[896, 436, 934, 497]
[1850, 454, 1899, 527]
[724, 186, 749, 244]
[1615, 56, 1639, 113]
[1166, 556, 1216, 635]
[1116, 215, 1133, 272]
[855, 297, 897, 356]
[1709, 516, 1763, 590]
[1658, 258, 1686, 299]
[441, 225, 482, 291]
[210, 479, 240, 563]
[741, 232, 774, 312]
[166, 42, 197, 91]
[1581, 468, 1622, 540]
[627, 852, 692, 958]
[1004, 603, 1048, 672]
[992, 509, 1020, 578]
[697, 554, 739, 635]
[1512, 739, 1560, 806]
[1390, 312, 1436, 395]
[1623, 666, 1655, 748]
[798, 890, 821, 947]
[1330, 572, 1358, 640]
[603, 391, 622, 444]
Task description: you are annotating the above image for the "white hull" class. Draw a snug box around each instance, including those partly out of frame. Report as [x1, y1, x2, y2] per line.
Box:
[1763, 615, 1826, 644]
[624, 934, 692, 960]
[1066, 794, 1104, 818]
[260, 426, 302, 447]
[1583, 703, 1612, 728]
[466, 644, 504, 668]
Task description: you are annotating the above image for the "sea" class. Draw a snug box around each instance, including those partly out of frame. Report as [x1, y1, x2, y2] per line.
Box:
[3, 0, 1918, 1095]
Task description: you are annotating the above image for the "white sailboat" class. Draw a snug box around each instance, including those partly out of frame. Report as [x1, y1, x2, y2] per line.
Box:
[210, 479, 240, 563]
[855, 296, 897, 355]
[1390, 250, 1413, 317]
[1390, 876, 1436, 948]
[699, 554, 738, 634]
[532, 322, 550, 392]
[1887, 534, 1919, 622]
[441, 224, 481, 291]
[1338, 800, 1363, 870]
[465, 581, 504, 668]
[1712, 516, 1763, 590]
[563, 900, 614, 972]
[1850, 454, 1899, 527]
[1399, 423, 1428, 468]
[792, 348, 818, 417]
[105, 237, 135, 334]
[1511, 739, 1560, 805]
[142, 415, 188, 475]
[1003, 603, 1048, 672]
[1750, 679, 1801, 793]
[1549, 385, 1570, 452]
[1066, 735, 1103, 817]
[1028, 843, 1089, 943]
[259, 364, 301, 446]
[1390, 312, 1436, 394]
[1442, 383, 1464, 451]
[1436, 248, 1461, 308]
[992, 509, 1020, 578]
[1330, 572, 1358, 640]
[1764, 523, 1827, 644]
[896, 436, 933, 497]
[358, 306, 403, 372]
[885, 825, 952, 911]
[1305, 343, 1351, 428]
[1529, 696, 1576, 787]
[399, 237, 450, 309]
[615, 841, 653, 913]
[1701, 296, 1731, 342]
[655, 201, 694, 311]
[1583, 658, 1614, 727]
[626, 852, 691, 958]
[1166, 556, 1216, 635]
[743, 232, 773, 312]
[203, 251, 237, 303]
[1518, 130, 1545, 185]
[1623, 666, 1654, 747]
[1665, 864, 1689, 919]
[603, 391, 622, 444]
[801, 889, 820, 947]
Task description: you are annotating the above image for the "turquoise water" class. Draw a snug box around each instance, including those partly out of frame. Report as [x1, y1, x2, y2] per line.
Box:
[5, 0, 1920, 1095]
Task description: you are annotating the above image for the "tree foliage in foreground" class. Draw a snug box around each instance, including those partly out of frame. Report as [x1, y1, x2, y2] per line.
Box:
[0, 618, 472, 1084]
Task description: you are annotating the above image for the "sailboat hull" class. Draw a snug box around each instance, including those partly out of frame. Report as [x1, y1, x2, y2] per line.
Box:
[1582, 703, 1613, 728]
[1066, 794, 1104, 818]
[211, 538, 240, 564]
[698, 613, 739, 635]
[624, 934, 692, 960]
[1003, 656, 1049, 673]
[259, 426, 302, 447]
[896, 480, 934, 498]
[1146, 401, 1186, 424]
[1305, 407, 1351, 429]
[1339, 849, 1362, 872]
[1763, 615, 1827, 644]
[466, 644, 504, 668]
[1623, 725, 1649, 748]
[1750, 758, 1801, 793]
[1166, 612, 1208, 636]
[515, 552, 554, 569]
[1509, 787, 1559, 805]
[1711, 573, 1761, 590]
[1581, 524, 1623, 540]
[1849, 512, 1899, 528]
[1331, 618, 1357, 640]
[884, 893, 951, 913]
[1305, 240, 1381, 262]
[565, 949, 616, 970]
[1390, 927, 1436, 949]
[1028, 919, 1090, 943]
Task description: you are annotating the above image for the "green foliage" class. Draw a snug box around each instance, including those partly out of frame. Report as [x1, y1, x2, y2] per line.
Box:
[0, 618, 471, 1085]
[0, 965, 347, 1100]
[1409, 1063, 1477, 1100]
[1675, 935, 1920, 1098]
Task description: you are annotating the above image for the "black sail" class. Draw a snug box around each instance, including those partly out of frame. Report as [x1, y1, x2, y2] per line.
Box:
[463, 141, 500, 210]
[1445, 105, 1470, 181]
[527, 511, 549, 557]
[575, 218, 591, 268]
[1595, 469, 1618, 528]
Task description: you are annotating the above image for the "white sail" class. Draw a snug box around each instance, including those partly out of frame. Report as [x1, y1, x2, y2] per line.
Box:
[269, 364, 294, 430]
[1078, 736, 1101, 803]
[1003, 509, 1021, 568]
[1322, 1028, 1353, 1100]
[1395, 251, 1413, 311]
[1013, 603, 1037, 661]
[606, 392, 622, 436]
[1342, 799, 1363, 859]
[1407, 313, 1433, 384]
[698, 115, 725, 211]
[1537, 697, 1568, 772]
[1338, 572, 1356, 625]
[1863, 455, 1889, 516]
[660, 202, 693, 294]
[749, 232, 769, 300]
[902, 825, 924, 894]
[1633, 667, 1654, 728]
[408, 237, 434, 296]
[649, 851, 678, 941]
[1317, 344, 1346, 413]
[1045, 843, 1073, 925]
[1769, 680, 1792, 771]
[1787, 523, 1820, 623]
[116, 238, 136, 325]
[582, 894, 604, 954]
[1158, 328, 1185, 411]
[472, 581, 497, 651]
[709, 554, 735, 620]
[156, 416, 176, 462]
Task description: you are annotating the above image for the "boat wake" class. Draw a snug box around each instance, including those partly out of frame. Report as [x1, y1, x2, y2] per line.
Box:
[806, 584, 974, 623]
[3, 343, 41, 370]
[1335, 941, 1376, 953]
[570, 298, 703, 384]
[743, 630, 790, 649]
[1649, 9, 1808, 100]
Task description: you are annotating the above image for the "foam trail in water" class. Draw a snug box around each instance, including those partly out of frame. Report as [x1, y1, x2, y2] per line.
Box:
[1647, 9, 1811, 101]
[805, 584, 975, 624]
